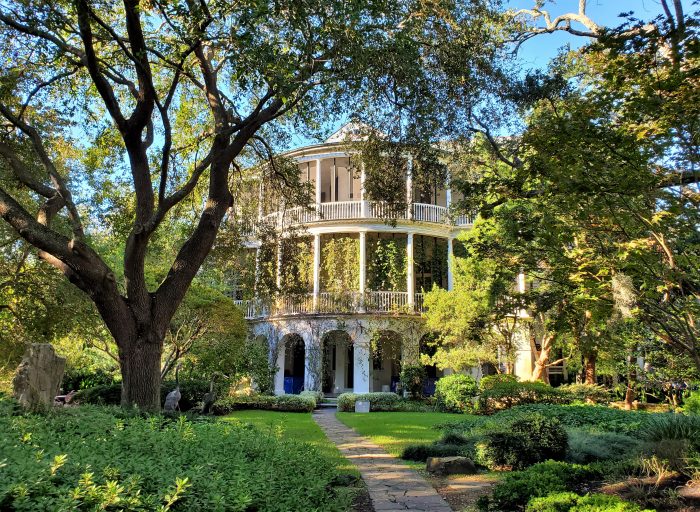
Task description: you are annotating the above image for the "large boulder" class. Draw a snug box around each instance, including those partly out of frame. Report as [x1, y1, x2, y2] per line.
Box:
[12, 343, 66, 410]
[426, 456, 478, 476]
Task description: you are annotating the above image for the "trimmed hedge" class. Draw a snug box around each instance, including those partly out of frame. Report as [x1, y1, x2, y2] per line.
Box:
[212, 394, 316, 414]
[477, 381, 569, 414]
[337, 392, 400, 412]
[402, 442, 474, 461]
[74, 380, 217, 412]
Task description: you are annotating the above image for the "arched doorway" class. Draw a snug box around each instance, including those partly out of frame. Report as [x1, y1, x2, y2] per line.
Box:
[321, 330, 354, 395]
[371, 330, 403, 392]
[420, 333, 443, 396]
[282, 333, 305, 394]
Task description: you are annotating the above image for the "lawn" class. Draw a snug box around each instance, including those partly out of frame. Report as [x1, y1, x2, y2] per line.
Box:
[222, 410, 358, 475]
[336, 411, 466, 457]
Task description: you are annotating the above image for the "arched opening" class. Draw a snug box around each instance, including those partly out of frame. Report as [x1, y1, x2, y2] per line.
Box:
[420, 333, 444, 396]
[321, 330, 354, 395]
[371, 330, 403, 392]
[282, 333, 305, 394]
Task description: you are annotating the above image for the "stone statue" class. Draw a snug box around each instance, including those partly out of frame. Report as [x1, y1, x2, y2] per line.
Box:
[163, 364, 182, 413]
[13, 343, 66, 410]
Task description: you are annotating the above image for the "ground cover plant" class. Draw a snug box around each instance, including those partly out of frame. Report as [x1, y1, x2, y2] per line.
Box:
[0, 398, 351, 511]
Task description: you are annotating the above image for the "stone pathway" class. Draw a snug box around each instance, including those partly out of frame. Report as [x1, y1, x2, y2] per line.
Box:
[313, 409, 453, 512]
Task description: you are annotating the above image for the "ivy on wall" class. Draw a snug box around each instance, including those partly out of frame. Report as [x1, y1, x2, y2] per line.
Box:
[368, 235, 407, 291]
[321, 236, 360, 293]
[282, 237, 314, 294]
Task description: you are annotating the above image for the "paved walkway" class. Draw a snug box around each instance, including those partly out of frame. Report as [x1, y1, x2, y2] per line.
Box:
[313, 409, 453, 512]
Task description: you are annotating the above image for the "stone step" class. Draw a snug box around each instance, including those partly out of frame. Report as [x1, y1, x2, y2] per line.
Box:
[317, 402, 338, 409]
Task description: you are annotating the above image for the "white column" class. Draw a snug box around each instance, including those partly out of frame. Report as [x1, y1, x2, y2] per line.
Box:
[517, 271, 526, 293]
[353, 335, 371, 393]
[359, 231, 366, 311]
[313, 233, 321, 312]
[446, 187, 452, 210]
[275, 240, 283, 290]
[253, 246, 262, 293]
[315, 158, 322, 205]
[274, 340, 286, 395]
[447, 237, 454, 291]
[331, 158, 337, 203]
[360, 162, 368, 217]
[406, 156, 413, 219]
[407, 233, 415, 307]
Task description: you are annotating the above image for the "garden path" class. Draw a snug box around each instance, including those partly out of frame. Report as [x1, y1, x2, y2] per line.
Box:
[313, 409, 453, 512]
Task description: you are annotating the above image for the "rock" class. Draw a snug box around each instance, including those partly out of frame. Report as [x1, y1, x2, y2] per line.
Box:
[426, 456, 477, 476]
[12, 343, 66, 410]
[355, 400, 370, 413]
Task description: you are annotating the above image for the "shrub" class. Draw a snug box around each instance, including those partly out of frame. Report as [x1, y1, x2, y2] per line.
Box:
[401, 442, 474, 461]
[566, 429, 642, 464]
[479, 373, 517, 392]
[0, 399, 350, 511]
[477, 381, 568, 414]
[637, 413, 700, 446]
[476, 414, 567, 470]
[400, 365, 427, 399]
[435, 374, 478, 413]
[526, 492, 653, 512]
[682, 390, 700, 415]
[336, 392, 400, 412]
[212, 394, 316, 414]
[484, 461, 601, 511]
[61, 366, 118, 391]
[558, 383, 612, 404]
[75, 380, 217, 411]
[299, 390, 324, 405]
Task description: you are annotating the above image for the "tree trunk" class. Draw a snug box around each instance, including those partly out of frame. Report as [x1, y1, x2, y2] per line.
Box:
[624, 367, 636, 410]
[531, 334, 553, 382]
[583, 352, 597, 385]
[119, 334, 163, 411]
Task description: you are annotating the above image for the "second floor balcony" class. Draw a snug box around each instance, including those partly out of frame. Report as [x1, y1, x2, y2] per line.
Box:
[234, 291, 427, 320]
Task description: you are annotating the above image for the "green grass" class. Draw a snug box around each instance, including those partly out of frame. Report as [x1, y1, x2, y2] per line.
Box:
[222, 410, 358, 475]
[336, 411, 466, 457]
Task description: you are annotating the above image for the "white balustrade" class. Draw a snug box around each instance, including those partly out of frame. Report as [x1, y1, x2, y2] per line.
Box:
[318, 201, 363, 221]
[364, 291, 409, 312]
[412, 203, 447, 223]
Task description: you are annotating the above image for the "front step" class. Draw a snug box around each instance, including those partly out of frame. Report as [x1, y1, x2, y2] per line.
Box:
[317, 401, 338, 409]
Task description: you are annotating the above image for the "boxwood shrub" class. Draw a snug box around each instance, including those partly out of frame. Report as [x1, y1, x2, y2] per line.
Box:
[475, 414, 567, 470]
[477, 381, 569, 414]
[212, 394, 316, 414]
[337, 392, 400, 412]
[0, 399, 349, 511]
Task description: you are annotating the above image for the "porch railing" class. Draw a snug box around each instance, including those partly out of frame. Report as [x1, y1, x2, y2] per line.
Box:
[240, 200, 475, 235]
[233, 291, 430, 319]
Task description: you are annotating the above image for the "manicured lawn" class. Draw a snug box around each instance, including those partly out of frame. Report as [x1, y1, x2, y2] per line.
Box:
[336, 411, 466, 457]
[222, 410, 358, 475]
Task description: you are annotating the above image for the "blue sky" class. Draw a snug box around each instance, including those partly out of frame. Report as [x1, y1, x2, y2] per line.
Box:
[291, 1, 667, 149]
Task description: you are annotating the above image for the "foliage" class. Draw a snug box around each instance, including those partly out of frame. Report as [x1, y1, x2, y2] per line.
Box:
[321, 236, 359, 294]
[400, 365, 427, 399]
[557, 384, 611, 404]
[682, 390, 700, 415]
[298, 390, 324, 403]
[479, 374, 517, 392]
[61, 367, 118, 393]
[475, 413, 567, 470]
[525, 492, 653, 512]
[211, 394, 317, 414]
[481, 461, 602, 511]
[401, 442, 474, 462]
[565, 429, 642, 464]
[368, 237, 407, 291]
[435, 374, 478, 413]
[476, 381, 569, 414]
[337, 392, 400, 412]
[0, 399, 349, 511]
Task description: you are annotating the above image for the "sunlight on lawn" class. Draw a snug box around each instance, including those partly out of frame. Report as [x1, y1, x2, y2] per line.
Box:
[336, 411, 466, 457]
[222, 410, 358, 475]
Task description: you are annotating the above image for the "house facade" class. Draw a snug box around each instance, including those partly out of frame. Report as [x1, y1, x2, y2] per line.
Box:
[234, 125, 537, 395]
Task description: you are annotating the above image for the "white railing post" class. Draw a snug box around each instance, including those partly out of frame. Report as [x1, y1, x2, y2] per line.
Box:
[275, 240, 283, 290]
[447, 237, 454, 291]
[313, 234, 321, 312]
[407, 233, 415, 310]
[359, 231, 366, 312]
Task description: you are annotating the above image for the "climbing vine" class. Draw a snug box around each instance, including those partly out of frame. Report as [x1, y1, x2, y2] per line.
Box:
[368, 236, 407, 291]
[321, 236, 360, 293]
